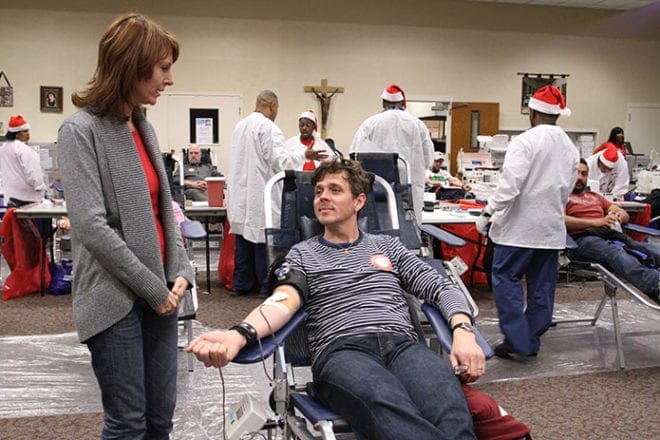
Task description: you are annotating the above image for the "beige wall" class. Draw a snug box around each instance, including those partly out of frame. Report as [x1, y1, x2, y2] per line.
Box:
[1, 8, 659, 159]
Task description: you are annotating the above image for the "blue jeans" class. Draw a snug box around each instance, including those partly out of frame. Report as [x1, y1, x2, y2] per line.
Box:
[312, 333, 475, 440]
[86, 298, 178, 439]
[232, 234, 269, 294]
[491, 245, 558, 355]
[571, 235, 660, 295]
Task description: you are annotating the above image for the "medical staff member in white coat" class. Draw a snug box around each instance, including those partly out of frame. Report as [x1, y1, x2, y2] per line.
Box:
[0, 115, 46, 208]
[476, 85, 579, 359]
[585, 145, 629, 200]
[284, 110, 335, 170]
[349, 84, 434, 223]
[227, 90, 328, 297]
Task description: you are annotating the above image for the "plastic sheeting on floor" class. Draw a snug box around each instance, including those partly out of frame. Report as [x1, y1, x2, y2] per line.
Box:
[479, 299, 660, 382]
[1, 301, 659, 438]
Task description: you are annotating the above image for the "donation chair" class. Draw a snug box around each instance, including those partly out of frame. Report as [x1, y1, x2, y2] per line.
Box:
[349, 151, 467, 250]
[556, 225, 660, 369]
[229, 170, 491, 440]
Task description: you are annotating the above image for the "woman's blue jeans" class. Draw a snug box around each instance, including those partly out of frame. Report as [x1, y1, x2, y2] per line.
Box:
[86, 298, 178, 439]
[311, 333, 476, 440]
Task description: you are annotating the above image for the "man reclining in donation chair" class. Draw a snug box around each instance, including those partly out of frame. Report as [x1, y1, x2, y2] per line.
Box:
[565, 159, 660, 305]
[188, 159, 487, 439]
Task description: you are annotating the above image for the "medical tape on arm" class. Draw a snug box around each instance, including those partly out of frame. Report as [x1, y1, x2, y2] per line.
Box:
[262, 289, 297, 316]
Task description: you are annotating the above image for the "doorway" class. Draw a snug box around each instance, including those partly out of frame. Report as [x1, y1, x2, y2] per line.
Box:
[450, 103, 499, 175]
[625, 103, 660, 156]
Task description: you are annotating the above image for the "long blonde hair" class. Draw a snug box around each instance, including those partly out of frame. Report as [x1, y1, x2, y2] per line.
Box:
[72, 13, 179, 120]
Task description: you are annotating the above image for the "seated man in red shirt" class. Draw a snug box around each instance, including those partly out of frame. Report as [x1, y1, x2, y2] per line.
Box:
[565, 159, 660, 304]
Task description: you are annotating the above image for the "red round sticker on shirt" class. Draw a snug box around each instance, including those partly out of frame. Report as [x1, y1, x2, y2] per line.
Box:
[370, 254, 393, 271]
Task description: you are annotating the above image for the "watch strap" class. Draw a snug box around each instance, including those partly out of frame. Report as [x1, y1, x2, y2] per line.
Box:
[230, 322, 258, 345]
[451, 322, 475, 333]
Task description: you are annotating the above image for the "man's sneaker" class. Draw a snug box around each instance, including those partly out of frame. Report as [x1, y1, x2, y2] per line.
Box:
[494, 342, 538, 360]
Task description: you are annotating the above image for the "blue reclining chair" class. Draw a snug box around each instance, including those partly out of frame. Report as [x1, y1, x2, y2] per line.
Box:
[556, 225, 660, 369]
[231, 169, 492, 440]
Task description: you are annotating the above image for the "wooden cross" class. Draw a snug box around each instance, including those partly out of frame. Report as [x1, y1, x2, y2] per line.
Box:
[304, 78, 344, 138]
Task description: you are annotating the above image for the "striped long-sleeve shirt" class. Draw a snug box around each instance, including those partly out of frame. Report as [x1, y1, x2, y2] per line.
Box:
[286, 232, 473, 367]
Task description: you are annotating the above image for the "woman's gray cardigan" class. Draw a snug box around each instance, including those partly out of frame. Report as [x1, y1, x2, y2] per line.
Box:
[58, 108, 194, 343]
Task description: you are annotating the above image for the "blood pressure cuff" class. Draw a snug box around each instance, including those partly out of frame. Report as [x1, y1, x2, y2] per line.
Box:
[268, 259, 309, 302]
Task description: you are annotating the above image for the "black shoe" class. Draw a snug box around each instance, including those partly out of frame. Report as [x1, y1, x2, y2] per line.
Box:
[229, 289, 250, 297]
[494, 343, 538, 360]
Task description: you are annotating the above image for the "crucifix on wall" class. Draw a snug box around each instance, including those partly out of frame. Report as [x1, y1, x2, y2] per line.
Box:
[304, 78, 344, 138]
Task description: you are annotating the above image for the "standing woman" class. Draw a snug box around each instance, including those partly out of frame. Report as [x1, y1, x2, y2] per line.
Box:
[58, 13, 193, 438]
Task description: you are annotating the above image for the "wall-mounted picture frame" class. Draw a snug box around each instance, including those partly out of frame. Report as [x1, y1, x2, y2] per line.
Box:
[520, 74, 568, 115]
[40, 86, 63, 113]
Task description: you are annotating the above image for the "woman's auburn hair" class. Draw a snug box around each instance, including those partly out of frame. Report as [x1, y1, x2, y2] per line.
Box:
[72, 13, 179, 120]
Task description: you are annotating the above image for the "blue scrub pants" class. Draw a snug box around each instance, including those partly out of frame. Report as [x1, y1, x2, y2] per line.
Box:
[232, 234, 269, 295]
[491, 244, 559, 356]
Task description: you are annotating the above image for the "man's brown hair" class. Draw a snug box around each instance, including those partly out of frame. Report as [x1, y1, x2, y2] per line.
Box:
[312, 158, 372, 198]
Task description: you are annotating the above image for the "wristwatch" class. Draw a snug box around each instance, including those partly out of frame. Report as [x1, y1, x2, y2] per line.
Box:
[451, 322, 475, 333]
[230, 322, 258, 345]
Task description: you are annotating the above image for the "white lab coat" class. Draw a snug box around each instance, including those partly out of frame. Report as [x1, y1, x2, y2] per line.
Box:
[227, 112, 306, 243]
[0, 139, 45, 202]
[585, 151, 629, 199]
[486, 124, 579, 249]
[284, 134, 335, 169]
[349, 108, 434, 223]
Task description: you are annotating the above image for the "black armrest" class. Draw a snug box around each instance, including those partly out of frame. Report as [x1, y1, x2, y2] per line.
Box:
[232, 309, 308, 364]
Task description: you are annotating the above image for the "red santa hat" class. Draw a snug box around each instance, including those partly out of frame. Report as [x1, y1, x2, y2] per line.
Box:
[598, 145, 619, 169]
[380, 84, 406, 103]
[527, 85, 571, 117]
[298, 110, 317, 126]
[8, 114, 30, 132]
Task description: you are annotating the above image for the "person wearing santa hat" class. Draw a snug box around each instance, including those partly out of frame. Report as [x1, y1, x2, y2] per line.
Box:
[228, 91, 328, 298]
[475, 85, 580, 359]
[284, 110, 334, 171]
[585, 143, 630, 200]
[0, 115, 46, 208]
[593, 126, 627, 158]
[349, 84, 435, 223]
